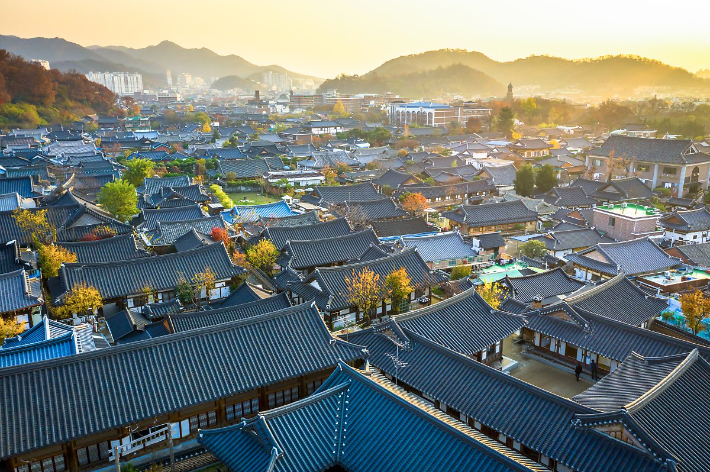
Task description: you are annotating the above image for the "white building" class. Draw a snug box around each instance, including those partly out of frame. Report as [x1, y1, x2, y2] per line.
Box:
[86, 72, 143, 95]
[30, 59, 50, 70]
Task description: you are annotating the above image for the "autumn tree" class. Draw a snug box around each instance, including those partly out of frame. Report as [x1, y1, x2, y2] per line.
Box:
[12, 208, 54, 246]
[535, 165, 558, 193]
[400, 192, 428, 215]
[385, 267, 413, 316]
[476, 280, 504, 309]
[211, 227, 233, 251]
[321, 165, 338, 186]
[0, 317, 24, 344]
[679, 290, 710, 335]
[175, 274, 194, 305]
[334, 162, 351, 175]
[193, 267, 217, 309]
[514, 164, 535, 197]
[345, 268, 384, 325]
[59, 283, 102, 318]
[38, 244, 77, 278]
[520, 97, 538, 123]
[333, 100, 347, 117]
[210, 184, 233, 208]
[123, 158, 154, 187]
[450, 265, 471, 281]
[246, 239, 279, 275]
[97, 179, 138, 223]
[519, 240, 548, 259]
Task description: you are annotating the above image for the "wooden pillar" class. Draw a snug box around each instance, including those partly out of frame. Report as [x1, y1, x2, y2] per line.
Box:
[258, 387, 268, 412]
[216, 399, 227, 427]
[65, 442, 79, 472]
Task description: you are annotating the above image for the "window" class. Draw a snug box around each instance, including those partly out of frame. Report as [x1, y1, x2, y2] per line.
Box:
[16, 456, 66, 472]
[187, 409, 218, 433]
[594, 159, 602, 167]
[637, 164, 650, 172]
[77, 442, 111, 467]
[307, 378, 324, 395]
[663, 167, 677, 175]
[268, 386, 299, 409]
[226, 397, 259, 422]
[608, 217, 616, 227]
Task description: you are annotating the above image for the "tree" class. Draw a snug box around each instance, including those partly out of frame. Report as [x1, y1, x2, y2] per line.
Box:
[193, 267, 216, 309]
[334, 162, 351, 175]
[321, 165, 338, 186]
[210, 184, 233, 208]
[514, 164, 535, 197]
[476, 280, 504, 309]
[97, 179, 138, 223]
[385, 267, 413, 315]
[0, 317, 24, 344]
[211, 129, 220, 143]
[496, 107, 515, 137]
[246, 239, 279, 275]
[345, 268, 384, 325]
[450, 265, 471, 281]
[123, 158, 154, 187]
[38, 244, 77, 278]
[535, 165, 558, 193]
[520, 97, 537, 123]
[12, 208, 53, 245]
[519, 240, 547, 259]
[59, 283, 102, 318]
[333, 100, 347, 117]
[679, 290, 710, 335]
[175, 275, 194, 305]
[400, 192, 428, 215]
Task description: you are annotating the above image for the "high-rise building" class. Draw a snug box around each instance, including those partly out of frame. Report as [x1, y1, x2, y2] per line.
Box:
[166, 70, 173, 87]
[177, 73, 193, 87]
[86, 72, 143, 95]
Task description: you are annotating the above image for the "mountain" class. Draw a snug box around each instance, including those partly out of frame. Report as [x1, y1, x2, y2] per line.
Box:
[319, 49, 710, 99]
[210, 75, 258, 92]
[0, 35, 322, 88]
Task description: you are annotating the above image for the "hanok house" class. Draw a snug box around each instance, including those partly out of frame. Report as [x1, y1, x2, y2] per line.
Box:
[141, 215, 235, 253]
[261, 217, 353, 251]
[0, 302, 368, 472]
[530, 227, 614, 260]
[370, 216, 437, 240]
[372, 169, 422, 191]
[335, 198, 408, 226]
[198, 362, 545, 472]
[566, 237, 682, 282]
[592, 203, 662, 241]
[53, 243, 244, 314]
[349, 324, 672, 472]
[300, 182, 383, 208]
[573, 349, 710, 472]
[520, 302, 710, 375]
[393, 180, 495, 209]
[442, 200, 538, 235]
[0, 269, 43, 328]
[585, 135, 710, 197]
[288, 248, 448, 329]
[542, 186, 596, 209]
[659, 206, 710, 245]
[277, 228, 381, 274]
[501, 268, 585, 308]
[398, 231, 478, 270]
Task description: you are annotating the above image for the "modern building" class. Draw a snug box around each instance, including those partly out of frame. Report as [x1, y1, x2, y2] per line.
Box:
[592, 203, 661, 241]
[85, 72, 144, 95]
[389, 102, 467, 127]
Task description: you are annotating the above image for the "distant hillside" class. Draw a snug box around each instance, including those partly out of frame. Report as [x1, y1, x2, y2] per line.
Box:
[320, 49, 710, 98]
[0, 50, 116, 129]
[211, 75, 258, 92]
[0, 35, 322, 87]
[322, 64, 502, 98]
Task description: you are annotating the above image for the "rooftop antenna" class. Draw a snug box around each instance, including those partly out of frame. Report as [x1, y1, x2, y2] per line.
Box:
[384, 339, 409, 386]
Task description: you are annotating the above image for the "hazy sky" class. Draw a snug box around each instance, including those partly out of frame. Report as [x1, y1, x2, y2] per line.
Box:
[3, 0, 710, 78]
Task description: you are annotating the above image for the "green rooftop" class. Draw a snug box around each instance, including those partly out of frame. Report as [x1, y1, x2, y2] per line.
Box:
[596, 203, 660, 217]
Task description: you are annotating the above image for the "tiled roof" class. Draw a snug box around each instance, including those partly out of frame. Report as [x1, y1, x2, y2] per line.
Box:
[573, 350, 710, 472]
[310, 182, 382, 206]
[0, 331, 76, 368]
[395, 180, 495, 200]
[222, 200, 295, 224]
[198, 362, 543, 472]
[104, 308, 151, 342]
[589, 136, 698, 164]
[144, 215, 232, 246]
[475, 232, 506, 250]
[0, 302, 367, 461]
[0, 270, 42, 314]
[373, 169, 421, 188]
[257, 210, 320, 228]
[503, 268, 584, 303]
[660, 207, 710, 231]
[348, 328, 667, 472]
[343, 198, 407, 221]
[592, 178, 653, 201]
[280, 229, 380, 270]
[371, 216, 434, 238]
[0, 241, 23, 275]
[443, 200, 538, 228]
[2, 317, 73, 349]
[672, 242, 710, 267]
[479, 163, 518, 186]
[56, 234, 148, 263]
[140, 176, 191, 195]
[564, 273, 667, 326]
[58, 243, 243, 300]
[532, 228, 613, 251]
[566, 237, 682, 276]
[217, 158, 270, 179]
[139, 204, 205, 230]
[0, 176, 37, 198]
[172, 228, 213, 252]
[163, 294, 292, 334]
[262, 217, 352, 250]
[400, 231, 476, 263]
[543, 187, 596, 207]
[395, 288, 524, 356]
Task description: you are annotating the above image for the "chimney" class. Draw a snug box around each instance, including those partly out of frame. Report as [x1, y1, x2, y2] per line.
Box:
[531, 295, 543, 309]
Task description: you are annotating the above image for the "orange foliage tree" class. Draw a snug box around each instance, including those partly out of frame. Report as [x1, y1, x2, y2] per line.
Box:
[399, 192, 428, 215]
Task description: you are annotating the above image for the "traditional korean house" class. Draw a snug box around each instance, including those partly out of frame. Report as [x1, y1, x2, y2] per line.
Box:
[337, 197, 407, 225]
[666, 241, 710, 267]
[530, 228, 614, 259]
[221, 200, 296, 225]
[56, 234, 148, 263]
[54, 243, 244, 313]
[136, 204, 205, 231]
[138, 176, 191, 197]
[394, 181, 495, 209]
[399, 231, 478, 270]
[261, 217, 352, 251]
[278, 228, 381, 273]
[288, 249, 448, 328]
[348, 325, 671, 472]
[471, 232, 505, 258]
[659, 206, 710, 245]
[141, 184, 211, 209]
[501, 268, 585, 307]
[442, 200, 538, 235]
[372, 169, 422, 190]
[0, 269, 43, 328]
[566, 237, 682, 282]
[300, 182, 382, 208]
[542, 186, 596, 208]
[0, 302, 368, 472]
[198, 362, 546, 472]
[573, 350, 710, 472]
[370, 216, 436, 240]
[141, 215, 234, 252]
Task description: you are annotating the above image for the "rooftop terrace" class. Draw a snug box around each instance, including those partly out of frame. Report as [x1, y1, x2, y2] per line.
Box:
[595, 203, 660, 218]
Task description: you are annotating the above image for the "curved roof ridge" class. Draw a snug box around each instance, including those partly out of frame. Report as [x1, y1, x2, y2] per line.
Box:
[286, 227, 377, 246]
[505, 266, 568, 282]
[564, 271, 626, 303]
[624, 349, 699, 413]
[260, 382, 351, 420]
[394, 286, 477, 321]
[401, 230, 461, 242]
[315, 247, 420, 273]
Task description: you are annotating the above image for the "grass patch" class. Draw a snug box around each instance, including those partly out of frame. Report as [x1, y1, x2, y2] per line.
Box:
[227, 192, 281, 205]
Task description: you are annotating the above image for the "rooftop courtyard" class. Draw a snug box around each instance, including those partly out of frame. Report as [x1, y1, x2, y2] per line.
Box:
[596, 203, 660, 218]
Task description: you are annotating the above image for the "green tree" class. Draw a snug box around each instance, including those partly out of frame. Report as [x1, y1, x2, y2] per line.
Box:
[514, 164, 535, 197]
[520, 97, 537, 123]
[123, 158, 154, 187]
[519, 240, 548, 259]
[97, 179, 138, 223]
[450, 266, 471, 280]
[496, 107, 515, 137]
[535, 165, 558, 193]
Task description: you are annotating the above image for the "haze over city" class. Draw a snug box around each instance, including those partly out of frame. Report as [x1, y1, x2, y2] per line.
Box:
[3, 0, 710, 77]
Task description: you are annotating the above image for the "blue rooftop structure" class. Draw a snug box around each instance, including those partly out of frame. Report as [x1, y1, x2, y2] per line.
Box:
[398, 101, 452, 109]
[222, 200, 296, 224]
[400, 231, 477, 264]
[0, 333, 77, 368]
[198, 362, 543, 472]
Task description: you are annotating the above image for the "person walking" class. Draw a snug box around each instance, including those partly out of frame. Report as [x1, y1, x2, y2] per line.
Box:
[575, 362, 583, 382]
[590, 360, 598, 380]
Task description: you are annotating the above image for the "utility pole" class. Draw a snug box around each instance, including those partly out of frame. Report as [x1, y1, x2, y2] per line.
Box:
[168, 427, 175, 472]
[114, 446, 121, 472]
